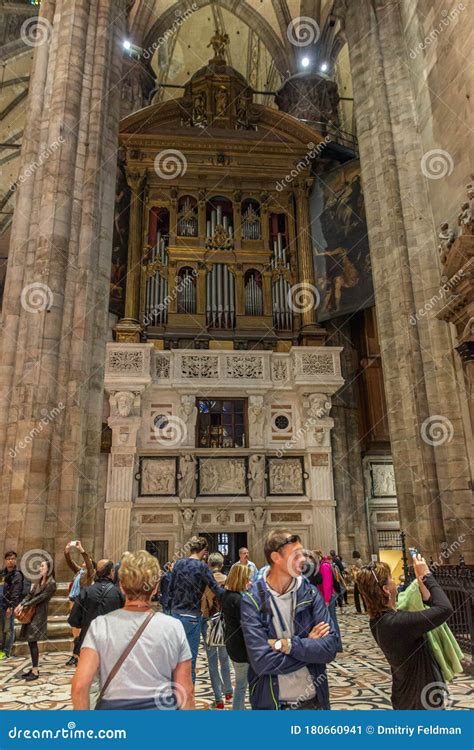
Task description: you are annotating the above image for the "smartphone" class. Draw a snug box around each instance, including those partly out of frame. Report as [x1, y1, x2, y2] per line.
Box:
[70, 540, 78, 547]
[409, 547, 418, 557]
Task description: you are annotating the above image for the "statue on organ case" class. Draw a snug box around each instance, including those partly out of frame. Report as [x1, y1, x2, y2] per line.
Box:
[207, 29, 229, 61]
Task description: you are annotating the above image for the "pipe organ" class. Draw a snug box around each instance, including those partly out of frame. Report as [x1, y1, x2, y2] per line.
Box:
[177, 267, 196, 314]
[206, 264, 235, 329]
[117, 42, 326, 347]
[245, 272, 263, 316]
[144, 231, 169, 326]
[177, 197, 198, 237]
[241, 203, 261, 240]
[206, 204, 233, 241]
[271, 233, 293, 331]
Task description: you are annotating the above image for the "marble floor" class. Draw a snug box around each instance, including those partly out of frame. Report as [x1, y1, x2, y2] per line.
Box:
[0, 606, 472, 710]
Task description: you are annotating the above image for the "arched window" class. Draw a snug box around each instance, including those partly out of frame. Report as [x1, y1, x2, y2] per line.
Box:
[177, 266, 196, 314]
[177, 195, 198, 237]
[244, 269, 263, 316]
[241, 199, 261, 240]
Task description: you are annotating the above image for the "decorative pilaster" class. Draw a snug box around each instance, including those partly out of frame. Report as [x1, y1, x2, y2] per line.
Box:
[103, 345, 153, 558]
[103, 391, 142, 560]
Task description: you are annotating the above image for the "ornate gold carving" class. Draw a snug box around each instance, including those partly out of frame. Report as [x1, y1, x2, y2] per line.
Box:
[205, 224, 234, 250]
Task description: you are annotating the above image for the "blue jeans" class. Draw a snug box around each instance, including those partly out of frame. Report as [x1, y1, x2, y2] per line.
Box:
[202, 620, 232, 702]
[231, 661, 248, 710]
[0, 609, 15, 656]
[328, 594, 343, 652]
[171, 612, 202, 683]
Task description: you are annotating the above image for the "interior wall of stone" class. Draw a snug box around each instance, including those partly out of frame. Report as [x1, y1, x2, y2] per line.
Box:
[400, 0, 473, 225]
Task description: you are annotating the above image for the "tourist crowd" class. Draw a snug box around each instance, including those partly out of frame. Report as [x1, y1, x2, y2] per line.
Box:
[0, 532, 457, 711]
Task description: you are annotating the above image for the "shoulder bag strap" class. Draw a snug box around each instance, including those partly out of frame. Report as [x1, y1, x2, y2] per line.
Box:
[95, 611, 155, 707]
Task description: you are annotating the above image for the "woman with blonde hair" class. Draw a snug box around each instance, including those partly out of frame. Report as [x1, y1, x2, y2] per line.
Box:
[72, 551, 194, 710]
[356, 555, 452, 710]
[221, 563, 250, 710]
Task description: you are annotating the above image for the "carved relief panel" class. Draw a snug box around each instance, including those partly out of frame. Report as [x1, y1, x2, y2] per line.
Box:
[198, 457, 248, 496]
[267, 457, 305, 495]
[139, 457, 178, 496]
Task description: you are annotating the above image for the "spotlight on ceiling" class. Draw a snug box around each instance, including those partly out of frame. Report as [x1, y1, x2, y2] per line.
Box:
[122, 40, 131, 50]
[301, 56, 310, 68]
[320, 62, 329, 72]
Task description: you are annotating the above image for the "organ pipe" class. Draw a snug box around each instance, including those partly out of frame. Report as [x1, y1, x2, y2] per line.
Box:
[245, 272, 263, 316]
[144, 230, 169, 326]
[206, 264, 235, 329]
[271, 234, 292, 330]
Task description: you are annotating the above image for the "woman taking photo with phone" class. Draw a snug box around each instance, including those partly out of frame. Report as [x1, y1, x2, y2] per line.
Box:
[15, 557, 56, 681]
[356, 554, 453, 709]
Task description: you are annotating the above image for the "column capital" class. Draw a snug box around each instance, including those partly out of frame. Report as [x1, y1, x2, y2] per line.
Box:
[125, 168, 146, 192]
[295, 176, 314, 197]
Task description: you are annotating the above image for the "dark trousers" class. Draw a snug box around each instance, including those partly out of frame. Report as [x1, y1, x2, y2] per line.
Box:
[353, 582, 366, 613]
[29, 641, 39, 668]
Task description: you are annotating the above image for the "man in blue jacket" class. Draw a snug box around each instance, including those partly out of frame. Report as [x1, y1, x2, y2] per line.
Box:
[241, 529, 338, 709]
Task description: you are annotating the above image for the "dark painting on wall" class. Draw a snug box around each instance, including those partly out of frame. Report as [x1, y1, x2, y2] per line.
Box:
[309, 160, 374, 322]
[109, 159, 131, 318]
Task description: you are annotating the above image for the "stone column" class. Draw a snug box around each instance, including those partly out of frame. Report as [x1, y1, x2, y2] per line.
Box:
[0, 0, 126, 575]
[338, 0, 473, 561]
[294, 179, 326, 345]
[115, 169, 145, 342]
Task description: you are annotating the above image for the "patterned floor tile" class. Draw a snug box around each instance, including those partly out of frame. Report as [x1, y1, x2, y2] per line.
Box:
[0, 606, 471, 710]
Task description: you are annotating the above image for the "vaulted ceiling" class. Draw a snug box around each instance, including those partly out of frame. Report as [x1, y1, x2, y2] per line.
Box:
[129, 0, 347, 103]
